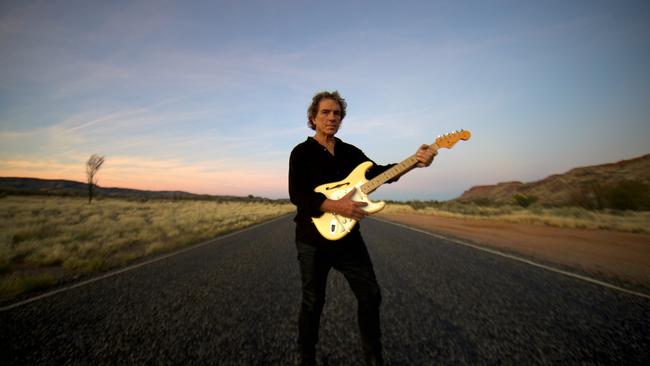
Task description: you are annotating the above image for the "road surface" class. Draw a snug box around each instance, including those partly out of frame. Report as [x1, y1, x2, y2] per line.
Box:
[2, 216, 648, 365]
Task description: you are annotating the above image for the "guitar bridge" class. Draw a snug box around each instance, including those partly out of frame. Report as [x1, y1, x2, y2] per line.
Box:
[329, 213, 351, 234]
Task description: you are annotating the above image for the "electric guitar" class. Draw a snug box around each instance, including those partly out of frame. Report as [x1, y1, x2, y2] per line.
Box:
[312, 129, 471, 240]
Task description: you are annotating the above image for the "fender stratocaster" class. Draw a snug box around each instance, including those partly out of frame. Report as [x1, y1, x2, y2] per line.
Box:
[312, 129, 471, 240]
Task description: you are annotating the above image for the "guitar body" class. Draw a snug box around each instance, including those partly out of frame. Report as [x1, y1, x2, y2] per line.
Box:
[312, 161, 386, 240]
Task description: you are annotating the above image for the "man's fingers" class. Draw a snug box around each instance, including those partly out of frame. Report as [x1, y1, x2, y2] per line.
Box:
[338, 188, 368, 220]
[343, 188, 367, 206]
[415, 144, 437, 167]
[353, 207, 367, 220]
[343, 187, 357, 198]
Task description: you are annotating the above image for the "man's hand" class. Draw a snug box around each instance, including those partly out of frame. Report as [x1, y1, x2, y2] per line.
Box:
[415, 144, 437, 168]
[321, 188, 368, 221]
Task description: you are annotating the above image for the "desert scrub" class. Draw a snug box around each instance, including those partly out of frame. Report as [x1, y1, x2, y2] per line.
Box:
[380, 202, 650, 234]
[0, 195, 294, 303]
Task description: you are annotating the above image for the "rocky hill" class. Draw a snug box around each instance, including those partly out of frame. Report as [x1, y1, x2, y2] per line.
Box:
[457, 154, 650, 209]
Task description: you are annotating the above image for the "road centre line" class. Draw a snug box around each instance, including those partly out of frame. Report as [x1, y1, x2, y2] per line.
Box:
[373, 217, 650, 300]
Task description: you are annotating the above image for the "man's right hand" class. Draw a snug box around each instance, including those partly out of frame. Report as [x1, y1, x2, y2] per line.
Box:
[321, 188, 368, 221]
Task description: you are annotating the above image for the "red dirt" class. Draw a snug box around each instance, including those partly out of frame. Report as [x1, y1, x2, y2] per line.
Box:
[377, 213, 650, 291]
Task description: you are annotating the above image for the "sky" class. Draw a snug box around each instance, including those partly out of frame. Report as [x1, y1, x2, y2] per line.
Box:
[1, 0, 649, 200]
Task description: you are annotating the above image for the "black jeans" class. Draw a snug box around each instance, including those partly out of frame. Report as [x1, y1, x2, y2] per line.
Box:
[296, 236, 383, 361]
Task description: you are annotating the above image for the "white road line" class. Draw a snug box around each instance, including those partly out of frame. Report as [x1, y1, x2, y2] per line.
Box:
[373, 217, 650, 300]
[0, 214, 293, 312]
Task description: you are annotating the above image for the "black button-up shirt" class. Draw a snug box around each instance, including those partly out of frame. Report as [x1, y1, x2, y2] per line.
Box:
[288, 137, 397, 246]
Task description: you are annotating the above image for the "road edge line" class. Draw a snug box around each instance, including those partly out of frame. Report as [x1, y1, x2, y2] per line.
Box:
[0, 213, 293, 312]
[373, 217, 650, 300]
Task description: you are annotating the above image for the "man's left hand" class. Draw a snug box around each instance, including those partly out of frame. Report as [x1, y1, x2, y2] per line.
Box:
[415, 144, 437, 168]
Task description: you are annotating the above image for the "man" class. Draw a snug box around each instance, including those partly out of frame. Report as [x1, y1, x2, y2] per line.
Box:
[288, 91, 436, 365]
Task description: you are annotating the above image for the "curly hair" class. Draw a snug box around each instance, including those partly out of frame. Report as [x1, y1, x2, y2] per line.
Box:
[307, 91, 347, 130]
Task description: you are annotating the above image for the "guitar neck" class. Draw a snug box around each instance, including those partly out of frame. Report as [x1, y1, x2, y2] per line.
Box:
[360, 143, 438, 195]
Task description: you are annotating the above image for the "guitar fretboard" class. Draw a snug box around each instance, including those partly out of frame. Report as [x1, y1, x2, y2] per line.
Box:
[357, 129, 470, 195]
[360, 145, 435, 194]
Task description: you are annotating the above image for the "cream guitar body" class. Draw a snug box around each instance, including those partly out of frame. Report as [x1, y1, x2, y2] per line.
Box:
[311, 130, 471, 241]
[312, 162, 386, 240]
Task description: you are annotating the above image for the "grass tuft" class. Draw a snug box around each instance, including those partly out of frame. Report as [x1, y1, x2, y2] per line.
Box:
[0, 273, 58, 300]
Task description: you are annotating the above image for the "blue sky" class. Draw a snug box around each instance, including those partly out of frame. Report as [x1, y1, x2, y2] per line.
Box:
[1, 0, 649, 200]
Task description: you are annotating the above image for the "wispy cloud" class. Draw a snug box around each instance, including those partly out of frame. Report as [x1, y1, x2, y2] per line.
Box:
[54, 97, 188, 135]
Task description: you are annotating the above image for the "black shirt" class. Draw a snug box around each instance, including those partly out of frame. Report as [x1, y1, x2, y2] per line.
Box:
[288, 136, 397, 246]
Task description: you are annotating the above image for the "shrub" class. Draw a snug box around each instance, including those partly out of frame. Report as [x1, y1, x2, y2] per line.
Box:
[407, 200, 433, 210]
[571, 180, 650, 210]
[469, 197, 495, 206]
[513, 194, 538, 208]
[602, 180, 650, 210]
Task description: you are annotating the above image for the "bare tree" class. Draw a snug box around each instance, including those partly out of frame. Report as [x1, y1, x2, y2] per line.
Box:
[86, 154, 105, 204]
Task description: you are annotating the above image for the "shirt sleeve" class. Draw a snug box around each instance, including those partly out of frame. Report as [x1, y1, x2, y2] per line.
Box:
[288, 146, 327, 218]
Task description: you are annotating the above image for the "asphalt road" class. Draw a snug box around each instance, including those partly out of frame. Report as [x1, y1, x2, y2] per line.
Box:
[2, 215, 649, 365]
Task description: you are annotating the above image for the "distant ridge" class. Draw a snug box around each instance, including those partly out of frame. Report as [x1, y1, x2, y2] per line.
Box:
[457, 154, 650, 207]
[0, 177, 274, 201]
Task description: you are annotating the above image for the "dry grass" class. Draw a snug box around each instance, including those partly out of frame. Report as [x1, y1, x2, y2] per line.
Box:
[0, 195, 294, 303]
[381, 202, 650, 234]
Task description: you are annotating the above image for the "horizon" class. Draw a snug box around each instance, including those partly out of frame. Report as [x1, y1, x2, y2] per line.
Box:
[1, 1, 649, 200]
[4, 151, 647, 201]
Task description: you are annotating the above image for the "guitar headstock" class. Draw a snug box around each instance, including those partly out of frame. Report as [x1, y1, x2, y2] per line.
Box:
[435, 129, 471, 149]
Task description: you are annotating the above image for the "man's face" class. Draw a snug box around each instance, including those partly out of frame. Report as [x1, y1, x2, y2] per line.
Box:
[312, 98, 342, 136]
